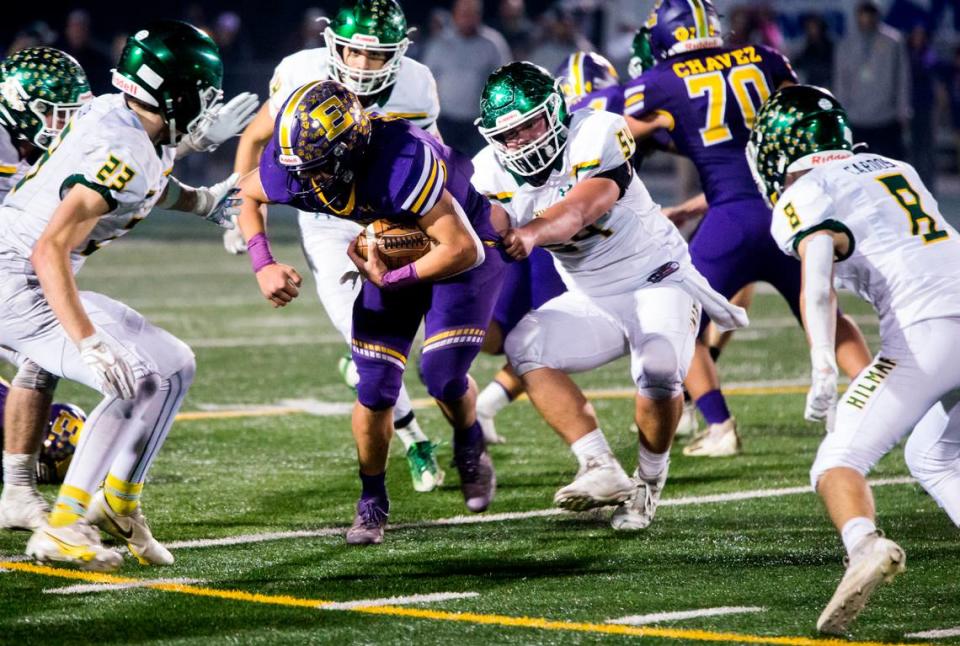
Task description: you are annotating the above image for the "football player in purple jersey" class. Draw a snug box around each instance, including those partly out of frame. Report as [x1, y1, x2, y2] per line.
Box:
[622, 0, 872, 456]
[235, 81, 506, 544]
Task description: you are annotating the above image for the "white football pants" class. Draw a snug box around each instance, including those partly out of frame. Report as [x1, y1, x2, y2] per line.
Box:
[811, 316, 960, 526]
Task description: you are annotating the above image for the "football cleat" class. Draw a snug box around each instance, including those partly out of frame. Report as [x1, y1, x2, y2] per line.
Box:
[553, 453, 634, 511]
[675, 398, 700, 437]
[0, 484, 50, 531]
[406, 440, 444, 493]
[817, 532, 906, 635]
[87, 490, 173, 566]
[610, 463, 669, 531]
[682, 417, 741, 457]
[345, 497, 388, 545]
[477, 408, 506, 445]
[26, 518, 123, 571]
[454, 441, 496, 513]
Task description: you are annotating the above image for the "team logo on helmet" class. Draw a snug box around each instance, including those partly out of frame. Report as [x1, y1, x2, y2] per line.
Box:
[554, 51, 619, 107]
[646, 0, 723, 61]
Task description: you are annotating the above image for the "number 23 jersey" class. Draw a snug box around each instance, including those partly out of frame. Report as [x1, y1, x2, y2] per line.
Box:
[771, 153, 960, 338]
[471, 109, 689, 297]
[0, 93, 175, 272]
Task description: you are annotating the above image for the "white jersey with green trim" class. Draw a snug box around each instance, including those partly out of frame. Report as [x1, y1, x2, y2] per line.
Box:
[471, 109, 689, 297]
[771, 153, 960, 337]
[0, 126, 30, 201]
[0, 93, 176, 274]
[267, 47, 440, 133]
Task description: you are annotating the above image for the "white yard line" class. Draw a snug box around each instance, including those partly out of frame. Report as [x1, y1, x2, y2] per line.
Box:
[906, 626, 960, 639]
[322, 591, 479, 610]
[160, 476, 913, 552]
[44, 577, 203, 595]
[186, 334, 343, 348]
[608, 606, 765, 625]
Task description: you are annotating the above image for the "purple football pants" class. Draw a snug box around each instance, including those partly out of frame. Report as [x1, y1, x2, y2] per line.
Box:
[492, 247, 567, 336]
[352, 244, 506, 410]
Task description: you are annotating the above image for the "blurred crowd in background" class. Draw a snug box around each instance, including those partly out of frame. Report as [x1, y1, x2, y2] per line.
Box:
[7, 0, 960, 194]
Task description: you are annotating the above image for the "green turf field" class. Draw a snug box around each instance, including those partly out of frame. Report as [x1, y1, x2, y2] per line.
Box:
[0, 213, 957, 645]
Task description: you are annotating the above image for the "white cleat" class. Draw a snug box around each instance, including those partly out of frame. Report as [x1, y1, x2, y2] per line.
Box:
[682, 417, 741, 457]
[26, 519, 123, 571]
[0, 484, 50, 531]
[817, 533, 906, 635]
[676, 399, 700, 437]
[611, 464, 669, 531]
[477, 409, 506, 445]
[87, 490, 174, 566]
[553, 453, 634, 511]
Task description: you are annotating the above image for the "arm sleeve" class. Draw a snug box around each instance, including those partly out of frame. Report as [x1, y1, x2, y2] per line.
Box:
[802, 233, 838, 358]
[390, 141, 447, 217]
[770, 176, 837, 258]
[60, 134, 151, 212]
[568, 112, 636, 183]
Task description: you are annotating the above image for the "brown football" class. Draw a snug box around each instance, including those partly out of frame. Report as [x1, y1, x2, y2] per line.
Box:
[355, 219, 432, 269]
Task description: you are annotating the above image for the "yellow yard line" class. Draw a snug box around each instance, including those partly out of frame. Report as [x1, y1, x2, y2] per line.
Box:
[0, 561, 907, 646]
[175, 407, 305, 421]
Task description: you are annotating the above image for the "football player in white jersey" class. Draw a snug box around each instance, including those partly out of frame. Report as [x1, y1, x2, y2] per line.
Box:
[0, 46, 256, 532]
[227, 0, 445, 493]
[0, 22, 240, 571]
[751, 85, 960, 634]
[472, 62, 748, 530]
[0, 47, 93, 531]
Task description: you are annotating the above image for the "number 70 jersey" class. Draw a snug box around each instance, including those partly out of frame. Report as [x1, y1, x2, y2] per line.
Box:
[771, 153, 960, 338]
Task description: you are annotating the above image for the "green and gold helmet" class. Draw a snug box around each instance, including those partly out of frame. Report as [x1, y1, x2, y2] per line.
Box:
[628, 27, 655, 79]
[112, 20, 223, 144]
[747, 85, 854, 208]
[0, 47, 91, 150]
[324, 0, 410, 96]
[477, 62, 569, 178]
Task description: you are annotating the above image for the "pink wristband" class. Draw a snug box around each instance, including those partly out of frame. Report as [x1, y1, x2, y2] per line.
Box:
[381, 263, 420, 291]
[248, 232, 276, 272]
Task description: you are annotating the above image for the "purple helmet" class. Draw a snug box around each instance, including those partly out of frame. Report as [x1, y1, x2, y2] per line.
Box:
[36, 403, 86, 484]
[273, 80, 372, 213]
[645, 0, 723, 61]
[553, 51, 619, 106]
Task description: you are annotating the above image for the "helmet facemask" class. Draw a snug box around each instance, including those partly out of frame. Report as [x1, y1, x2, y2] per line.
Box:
[29, 95, 88, 148]
[284, 143, 358, 215]
[165, 83, 223, 146]
[479, 92, 568, 177]
[324, 26, 408, 96]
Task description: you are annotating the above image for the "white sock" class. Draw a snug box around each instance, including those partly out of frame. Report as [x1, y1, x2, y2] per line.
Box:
[2, 451, 37, 487]
[393, 383, 414, 422]
[477, 381, 511, 418]
[570, 429, 612, 469]
[394, 417, 428, 450]
[636, 444, 669, 481]
[841, 516, 877, 556]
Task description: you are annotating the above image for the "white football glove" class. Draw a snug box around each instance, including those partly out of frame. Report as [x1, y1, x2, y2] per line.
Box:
[223, 216, 247, 254]
[805, 347, 838, 432]
[78, 332, 137, 400]
[194, 173, 240, 229]
[179, 92, 260, 154]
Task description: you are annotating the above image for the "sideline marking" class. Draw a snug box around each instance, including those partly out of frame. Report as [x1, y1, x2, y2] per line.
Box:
[0, 561, 909, 646]
[155, 477, 912, 552]
[45, 577, 203, 595]
[609, 606, 766, 625]
[177, 380, 825, 423]
[323, 592, 479, 610]
[906, 626, 960, 639]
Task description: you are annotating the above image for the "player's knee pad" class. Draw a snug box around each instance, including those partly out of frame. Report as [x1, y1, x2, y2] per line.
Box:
[904, 427, 959, 487]
[420, 350, 470, 403]
[504, 317, 546, 376]
[354, 359, 403, 411]
[809, 442, 874, 490]
[636, 337, 683, 400]
[11, 359, 59, 394]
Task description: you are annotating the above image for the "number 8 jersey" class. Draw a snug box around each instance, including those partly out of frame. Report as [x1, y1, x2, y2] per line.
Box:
[771, 153, 960, 339]
[0, 94, 176, 272]
[471, 109, 689, 297]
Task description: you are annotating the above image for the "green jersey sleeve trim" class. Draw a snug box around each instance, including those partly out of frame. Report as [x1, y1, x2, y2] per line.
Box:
[61, 174, 118, 212]
[792, 219, 855, 262]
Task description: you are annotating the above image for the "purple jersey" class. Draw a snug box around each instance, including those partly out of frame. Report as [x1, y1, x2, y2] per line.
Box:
[568, 85, 625, 115]
[260, 117, 498, 242]
[624, 44, 796, 207]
